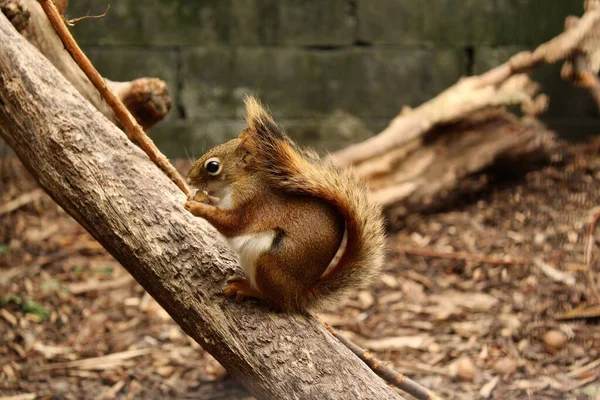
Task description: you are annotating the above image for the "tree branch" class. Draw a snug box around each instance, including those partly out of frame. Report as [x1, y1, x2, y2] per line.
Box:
[0, 13, 403, 400]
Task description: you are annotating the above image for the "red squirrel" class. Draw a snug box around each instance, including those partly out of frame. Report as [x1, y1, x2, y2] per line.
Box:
[184, 96, 385, 312]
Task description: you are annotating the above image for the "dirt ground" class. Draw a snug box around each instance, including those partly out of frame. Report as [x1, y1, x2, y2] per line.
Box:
[1, 137, 600, 400]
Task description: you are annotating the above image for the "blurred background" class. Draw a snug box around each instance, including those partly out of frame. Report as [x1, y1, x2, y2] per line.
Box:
[68, 0, 599, 158]
[2, 1, 600, 399]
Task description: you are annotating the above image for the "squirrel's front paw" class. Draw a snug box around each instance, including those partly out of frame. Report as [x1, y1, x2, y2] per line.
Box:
[224, 276, 262, 302]
[184, 199, 210, 216]
[184, 199, 197, 211]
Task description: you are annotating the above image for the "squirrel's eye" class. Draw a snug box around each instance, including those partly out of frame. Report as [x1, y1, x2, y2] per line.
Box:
[204, 157, 222, 175]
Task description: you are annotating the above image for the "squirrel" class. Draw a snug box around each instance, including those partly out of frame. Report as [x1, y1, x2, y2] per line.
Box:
[184, 96, 385, 312]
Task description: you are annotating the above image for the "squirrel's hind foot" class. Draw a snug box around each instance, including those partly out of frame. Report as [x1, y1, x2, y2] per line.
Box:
[224, 276, 263, 303]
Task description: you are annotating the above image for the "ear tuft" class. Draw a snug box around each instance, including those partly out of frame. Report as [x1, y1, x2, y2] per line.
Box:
[240, 95, 289, 162]
[243, 95, 284, 139]
[244, 95, 275, 130]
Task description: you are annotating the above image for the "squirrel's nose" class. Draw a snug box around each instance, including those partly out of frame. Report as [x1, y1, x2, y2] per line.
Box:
[186, 177, 192, 185]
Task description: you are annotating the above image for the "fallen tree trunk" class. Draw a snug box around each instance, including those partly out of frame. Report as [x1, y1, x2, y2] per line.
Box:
[330, 3, 600, 224]
[0, 14, 402, 400]
[0, 0, 170, 130]
[364, 111, 555, 223]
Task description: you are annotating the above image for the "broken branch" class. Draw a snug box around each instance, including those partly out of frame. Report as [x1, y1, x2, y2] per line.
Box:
[329, 5, 600, 221]
[37, 0, 188, 195]
[2, 0, 171, 130]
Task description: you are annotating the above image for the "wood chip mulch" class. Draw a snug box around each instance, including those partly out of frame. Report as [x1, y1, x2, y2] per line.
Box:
[1, 138, 600, 399]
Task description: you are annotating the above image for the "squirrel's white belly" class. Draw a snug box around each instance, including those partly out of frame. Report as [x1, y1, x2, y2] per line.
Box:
[227, 231, 276, 288]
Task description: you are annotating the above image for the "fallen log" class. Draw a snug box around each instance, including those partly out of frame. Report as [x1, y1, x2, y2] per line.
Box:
[0, 13, 402, 400]
[331, 2, 600, 224]
[0, 0, 170, 129]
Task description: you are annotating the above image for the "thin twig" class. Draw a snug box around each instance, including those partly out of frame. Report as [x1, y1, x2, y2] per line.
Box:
[65, 5, 110, 27]
[324, 323, 443, 400]
[398, 247, 530, 266]
[567, 358, 600, 378]
[0, 394, 38, 400]
[560, 374, 599, 393]
[532, 258, 576, 286]
[583, 207, 600, 303]
[555, 304, 600, 320]
[33, 348, 153, 371]
[37, 0, 189, 195]
[66, 275, 134, 295]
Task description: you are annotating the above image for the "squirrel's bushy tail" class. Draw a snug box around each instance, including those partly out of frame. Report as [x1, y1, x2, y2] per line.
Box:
[242, 96, 386, 310]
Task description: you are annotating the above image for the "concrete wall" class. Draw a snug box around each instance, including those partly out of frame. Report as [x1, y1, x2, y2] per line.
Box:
[60, 1, 599, 157]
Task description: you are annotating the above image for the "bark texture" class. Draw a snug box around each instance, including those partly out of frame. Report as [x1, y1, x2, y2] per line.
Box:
[0, 0, 171, 130]
[0, 14, 401, 400]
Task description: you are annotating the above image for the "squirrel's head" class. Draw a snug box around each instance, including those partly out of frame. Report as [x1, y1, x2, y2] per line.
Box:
[186, 137, 246, 201]
[186, 95, 281, 203]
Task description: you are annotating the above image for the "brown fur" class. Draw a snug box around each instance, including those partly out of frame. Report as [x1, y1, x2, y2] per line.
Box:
[185, 96, 385, 312]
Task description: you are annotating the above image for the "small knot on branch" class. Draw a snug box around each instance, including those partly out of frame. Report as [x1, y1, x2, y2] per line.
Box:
[122, 78, 172, 130]
[1, 0, 31, 32]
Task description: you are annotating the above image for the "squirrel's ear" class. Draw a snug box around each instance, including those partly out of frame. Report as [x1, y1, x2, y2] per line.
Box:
[236, 133, 254, 166]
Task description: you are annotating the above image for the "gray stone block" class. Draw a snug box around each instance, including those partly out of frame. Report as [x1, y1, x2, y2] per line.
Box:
[515, 0, 583, 45]
[231, 48, 328, 116]
[149, 118, 245, 159]
[472, 46, 523, 75]
[323, 48, 465, 117]
[70, 0, 354, 46]
[358, 0, 583, 46]
[181, 46, 463, 120]
[180, 47, 327, 119]
[84, 47, 179, 120]
[282, 111, 375, 152]
[179, 47, 235, 119]
[421, 0, 499, 45]
[69, 0, 231, 46]
[275, 0, 355, 46]
[232, 0, 356, 46]
[69, 0, 583, 47]
[357, 0, 426, 45]
[69, 0, 185, 46]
